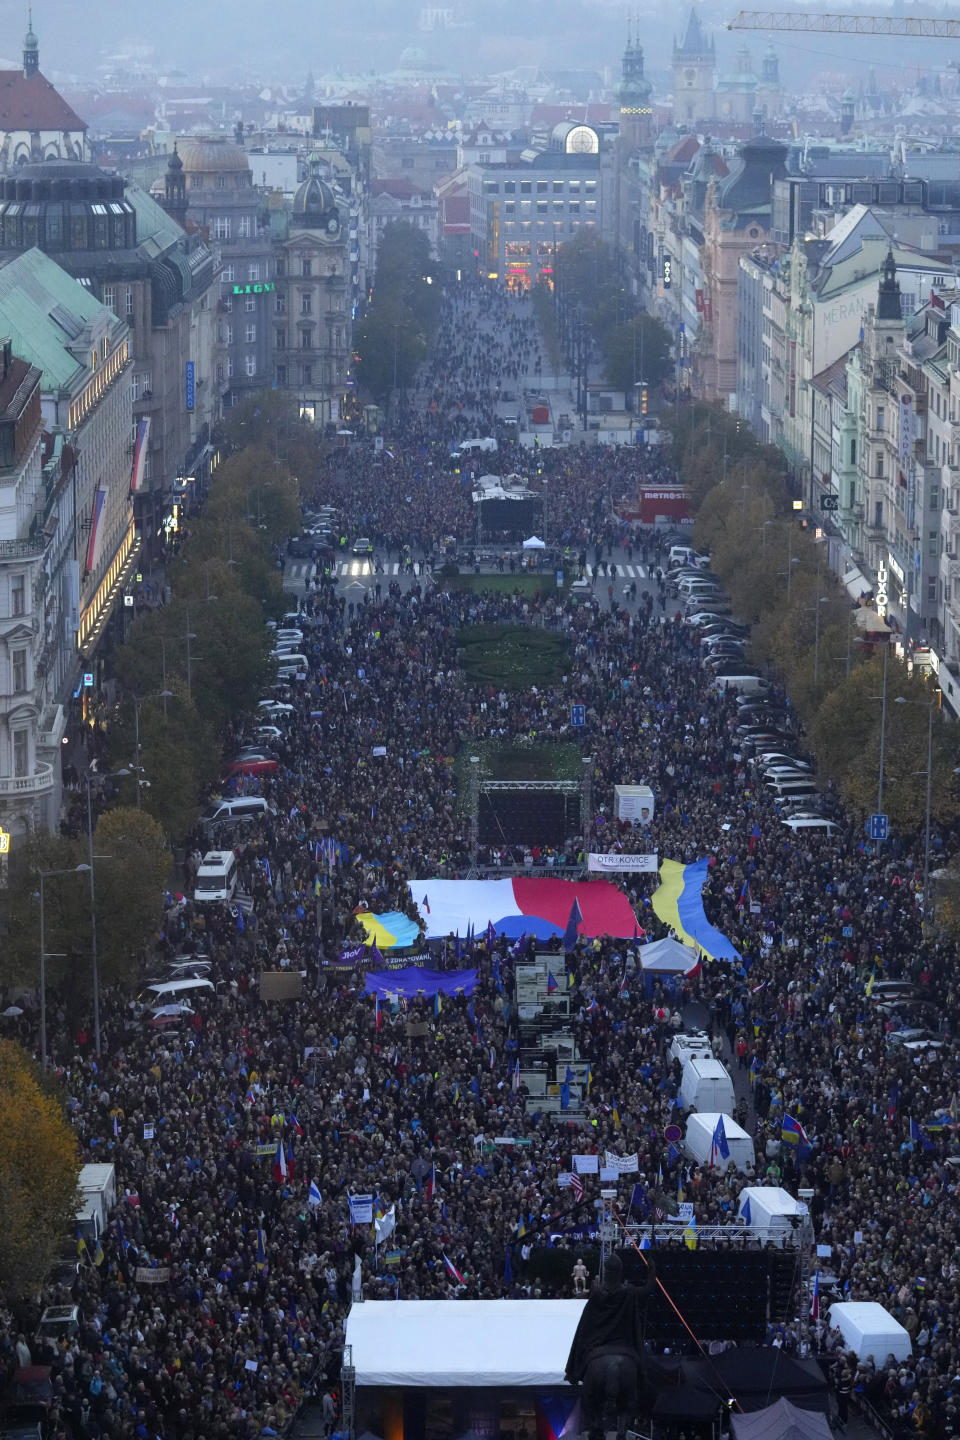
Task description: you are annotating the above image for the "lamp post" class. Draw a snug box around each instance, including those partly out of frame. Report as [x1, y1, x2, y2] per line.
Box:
[38, 864, 90, 1070]
[894, 695, 936, 926]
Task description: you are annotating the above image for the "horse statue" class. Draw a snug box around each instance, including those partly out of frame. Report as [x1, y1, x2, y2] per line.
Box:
[564, 1252, 656, 1440]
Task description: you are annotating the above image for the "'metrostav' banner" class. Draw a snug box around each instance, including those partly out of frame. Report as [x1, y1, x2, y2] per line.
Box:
[588, 853, 659, 873]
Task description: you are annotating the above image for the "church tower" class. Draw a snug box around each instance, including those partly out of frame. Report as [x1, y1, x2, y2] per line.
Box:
[617, 15, 654, 149]
[672, 6, 715, 125]
[23, 10, 38, 79]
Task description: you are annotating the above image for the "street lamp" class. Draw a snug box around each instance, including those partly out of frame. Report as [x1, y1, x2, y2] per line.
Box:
[807, 594, 828, 686]
[894, 695, 936, 926]
[38, 865, 90, 1071]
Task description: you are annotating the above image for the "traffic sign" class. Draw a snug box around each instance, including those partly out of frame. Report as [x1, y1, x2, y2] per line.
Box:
[820, 493, 839, 511]
[570, 704, 586, 728]
[0, 828, 10, 854]
[868, 812, 889, 841]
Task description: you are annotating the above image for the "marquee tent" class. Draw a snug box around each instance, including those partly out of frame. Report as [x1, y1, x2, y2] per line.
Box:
[522, 535, 546, 549]
[413, 878, 639, 941]
[681, 1352, 829, 1414]
[731, 1398, 833, 1440]
[637, 936, 700, 974]
[345, 1299, 586, 1387]
[827, 1302, 912, 1362]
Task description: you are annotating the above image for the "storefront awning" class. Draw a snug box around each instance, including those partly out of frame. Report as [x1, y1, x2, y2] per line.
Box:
[843, 564, 871, 602]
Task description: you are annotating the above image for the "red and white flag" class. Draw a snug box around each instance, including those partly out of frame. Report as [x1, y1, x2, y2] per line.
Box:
[443, 1253, 465, 1284]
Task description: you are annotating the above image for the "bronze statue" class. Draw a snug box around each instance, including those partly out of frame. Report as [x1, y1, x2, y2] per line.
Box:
[565, 1252, 656, 1440]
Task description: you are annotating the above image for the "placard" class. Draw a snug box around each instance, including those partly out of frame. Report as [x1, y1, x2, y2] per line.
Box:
[134, 1266, 170, 1284]
[676, 1202, 694, 1223]
[816, 1244, 832, 1258]
[599, 1166, 619, 1182]
[572, 1153, 599, 1174]
[143, 1124, 154, 1140]
[259, 970, 303, 1001]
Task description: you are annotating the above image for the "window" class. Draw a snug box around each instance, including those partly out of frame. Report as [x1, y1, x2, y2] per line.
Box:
[483, 181, 499, 195]
[302, 364, 313, 386]
[874, 500, 883, 528]
[876, 405, 885, 431]
[130, 373, 140, 402]
[11, 575, 25, 617]
[216, 174, 226, 190]
[275, 364, 287, 387]
[553, 200, 564, 213]
[11, 648, 26, 693]
[850, 438, 857, 464]
[238, 216, 252, 238]
[225, 324, 233, 345]
[302, 255, 312, 277]
[928, 577, 938, 603]
[214, 217, 231, 240]
[245, 354, 257, 378]
[223, 296, 233, 313]
[553, 181, 564, 194]
[275, 292, 286, 315]
[568, 180, 580, 194]
[244, 296, 256, 313]
[875, 453, 884, 478]
[12, 728, 27, 778]
[276, 329, 287, 350]
[505, 202, 516, 216]
[520, 181, 531, 195]
[248, 263, 260, 282]
[276, 256, 286, 277]
[216, 361, 224, 384]
[125, 287, 133, 317]
[300, 294, 312, 316]
[102, 284, 115, 312]
[537, 201, 548, 215]
[537, 181, 548, 194]
[569, 201, 580, 215]
[245, 323, 256, 343]
[503, 181, 515, 194]
[300, 329, 313, 350]
[190, 174, 201, 189]
[221, 264, 235, 283]
[930, 486, 940, 509]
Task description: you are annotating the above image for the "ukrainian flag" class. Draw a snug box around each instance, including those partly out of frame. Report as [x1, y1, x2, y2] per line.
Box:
[781, 1114, 809, 1147]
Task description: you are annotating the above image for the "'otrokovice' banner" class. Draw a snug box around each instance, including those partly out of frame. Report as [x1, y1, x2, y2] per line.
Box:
[587, 853, 658, 873]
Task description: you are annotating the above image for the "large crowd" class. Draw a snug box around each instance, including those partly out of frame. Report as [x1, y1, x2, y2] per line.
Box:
[0, 285, 957, 1440]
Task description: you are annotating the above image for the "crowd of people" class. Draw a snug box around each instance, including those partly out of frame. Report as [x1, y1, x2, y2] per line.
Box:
[1, 287, 957, 1440]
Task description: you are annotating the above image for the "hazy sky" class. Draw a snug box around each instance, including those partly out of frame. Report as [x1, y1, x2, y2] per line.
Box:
[19, 0, 955, 90]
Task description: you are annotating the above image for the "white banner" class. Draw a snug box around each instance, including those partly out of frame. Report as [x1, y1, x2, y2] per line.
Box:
[604, 1151, 640, 1175]
[588, 853, 659, 873]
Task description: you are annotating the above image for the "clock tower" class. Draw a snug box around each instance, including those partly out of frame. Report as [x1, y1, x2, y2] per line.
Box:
[672, 6, 716, 125]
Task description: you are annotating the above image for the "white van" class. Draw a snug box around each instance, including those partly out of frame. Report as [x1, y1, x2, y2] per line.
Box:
[668, 1030, 713, 1066]
[782, 815, 836, 834]
[669, 546, 708, 568]
[194, 850, 238, 903]
[710, 674, 770, 696]
[142, 976, 215, 1003]
[680, 1055, 736, 1114]
[684, 1113, 755, 1174]
[201, 796, 272, 831]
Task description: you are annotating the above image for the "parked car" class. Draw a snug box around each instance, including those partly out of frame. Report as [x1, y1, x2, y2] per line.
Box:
[222, 753, 279, 777]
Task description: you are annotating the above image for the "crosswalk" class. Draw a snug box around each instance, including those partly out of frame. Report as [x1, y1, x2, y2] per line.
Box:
[286, 559, 650, 582]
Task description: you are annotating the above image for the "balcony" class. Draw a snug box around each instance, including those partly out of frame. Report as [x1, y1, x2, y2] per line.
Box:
[0, 534, 49, 562]
[0, 761, 53, 797]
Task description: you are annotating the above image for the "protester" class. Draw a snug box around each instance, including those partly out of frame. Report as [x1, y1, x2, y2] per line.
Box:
[1, 288, 955, 1440]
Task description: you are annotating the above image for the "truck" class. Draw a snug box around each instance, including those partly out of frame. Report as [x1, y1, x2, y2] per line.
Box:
[679, 1055, 736, 1114]
[684, 1113, 755, 1174]
[78, 1162, 116, 1236]
[737, 1185, 810, 1246]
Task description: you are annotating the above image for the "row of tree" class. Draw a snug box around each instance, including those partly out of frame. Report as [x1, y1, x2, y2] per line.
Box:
[553, 231, 672, 399]
[354, 222, 441, 402]
[674, 404, 956, 834]
[2, 392, 313, 993]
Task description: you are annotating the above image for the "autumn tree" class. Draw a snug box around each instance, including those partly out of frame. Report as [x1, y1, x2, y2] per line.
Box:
[0, 1041, 79, 1303]
[106, 686, 220, 842]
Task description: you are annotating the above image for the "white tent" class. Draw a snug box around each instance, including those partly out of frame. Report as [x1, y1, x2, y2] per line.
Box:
[522, 535, 546, 550]
[637, 936, 700, 974]
[827, 1301, 912, 1362]
[346, 1298, 586, 1387]
[731, 1398, 832, 1440]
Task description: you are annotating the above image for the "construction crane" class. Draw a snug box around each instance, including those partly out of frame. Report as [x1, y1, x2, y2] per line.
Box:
[728, 10, 960, 37]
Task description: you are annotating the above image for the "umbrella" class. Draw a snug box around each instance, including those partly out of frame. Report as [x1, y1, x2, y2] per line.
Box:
[2, 1005, 23, 1017]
